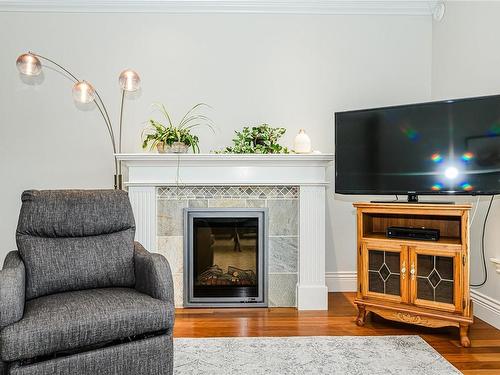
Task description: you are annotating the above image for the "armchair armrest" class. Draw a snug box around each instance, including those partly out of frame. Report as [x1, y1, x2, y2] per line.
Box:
[134, 242, 174, 305]
[0, 251, 25, 328]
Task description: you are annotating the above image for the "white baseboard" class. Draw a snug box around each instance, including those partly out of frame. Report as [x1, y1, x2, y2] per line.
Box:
[325, 271, 357, 292]
[471, 290, 500, 330]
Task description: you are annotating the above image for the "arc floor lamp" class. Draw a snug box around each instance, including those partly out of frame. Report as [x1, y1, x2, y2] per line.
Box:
[16, 52, 141, 189]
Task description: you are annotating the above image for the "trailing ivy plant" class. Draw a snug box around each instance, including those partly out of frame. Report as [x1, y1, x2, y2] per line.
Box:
[217, 124, 290, 154]
[142, 103, 214, 153]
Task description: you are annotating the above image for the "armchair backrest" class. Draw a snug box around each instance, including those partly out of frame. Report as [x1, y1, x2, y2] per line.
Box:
[16, 190, 136, 300]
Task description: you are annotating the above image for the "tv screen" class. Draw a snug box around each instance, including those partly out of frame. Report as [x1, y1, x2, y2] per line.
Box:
[335, 95, 500, 195]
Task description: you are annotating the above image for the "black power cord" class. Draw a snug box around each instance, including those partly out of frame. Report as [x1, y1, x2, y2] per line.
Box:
[470, 195, 495, 288]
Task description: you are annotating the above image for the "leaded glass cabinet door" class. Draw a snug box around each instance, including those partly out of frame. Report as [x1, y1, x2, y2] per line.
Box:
[409, 247, 461, 313]
[362, 242, 408, 303]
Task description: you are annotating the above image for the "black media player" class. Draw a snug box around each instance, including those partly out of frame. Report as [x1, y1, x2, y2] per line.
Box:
[386, 226, 440, 241]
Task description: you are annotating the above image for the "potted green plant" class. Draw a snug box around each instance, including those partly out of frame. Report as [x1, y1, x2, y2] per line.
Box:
[216, 124, 290, 154]
[142, 103, 214, 153]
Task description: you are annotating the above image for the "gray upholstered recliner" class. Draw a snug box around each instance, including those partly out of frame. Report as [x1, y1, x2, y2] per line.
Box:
[0, 190, 174, 375]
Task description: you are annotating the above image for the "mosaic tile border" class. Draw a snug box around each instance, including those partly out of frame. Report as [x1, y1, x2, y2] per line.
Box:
[158, 186, 299, 200]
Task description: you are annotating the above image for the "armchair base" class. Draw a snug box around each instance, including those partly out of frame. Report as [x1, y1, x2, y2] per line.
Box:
[7, 332, 173, 375]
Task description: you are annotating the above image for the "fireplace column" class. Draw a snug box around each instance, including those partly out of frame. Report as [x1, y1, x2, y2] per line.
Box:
[128, 186, 156, 252]
[297, 185, 328, 310]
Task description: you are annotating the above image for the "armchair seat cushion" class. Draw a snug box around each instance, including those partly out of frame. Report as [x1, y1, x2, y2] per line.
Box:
[0, 288, 174, 362]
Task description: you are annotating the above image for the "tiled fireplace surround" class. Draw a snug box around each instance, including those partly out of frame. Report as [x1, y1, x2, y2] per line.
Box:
[157, 186, 299, 307]
[117, 153, 333, 310]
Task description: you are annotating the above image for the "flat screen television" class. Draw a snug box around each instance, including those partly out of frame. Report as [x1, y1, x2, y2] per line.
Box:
[335, 94, 500, 198]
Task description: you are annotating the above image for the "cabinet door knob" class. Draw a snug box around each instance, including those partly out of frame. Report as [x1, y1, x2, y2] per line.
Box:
[401, 261, 407, 279]
[410, 263, 416, 280]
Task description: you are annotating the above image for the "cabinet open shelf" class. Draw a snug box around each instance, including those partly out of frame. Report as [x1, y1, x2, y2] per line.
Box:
[362, 212, 462, 243]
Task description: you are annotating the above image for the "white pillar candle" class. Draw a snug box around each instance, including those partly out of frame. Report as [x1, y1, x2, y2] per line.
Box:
[294, 129, 312, 154]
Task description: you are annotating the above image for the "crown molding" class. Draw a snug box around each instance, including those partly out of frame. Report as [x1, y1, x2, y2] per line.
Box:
[0, 0, 440, 15]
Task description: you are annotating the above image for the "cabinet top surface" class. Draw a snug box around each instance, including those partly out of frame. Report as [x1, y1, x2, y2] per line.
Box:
[353, 202, 472, 210]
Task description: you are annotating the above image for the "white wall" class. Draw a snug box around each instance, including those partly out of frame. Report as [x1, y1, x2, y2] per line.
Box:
[432, 0, 500, 326]
[0, 12, 433, 269]
[3, 4, 496, 327]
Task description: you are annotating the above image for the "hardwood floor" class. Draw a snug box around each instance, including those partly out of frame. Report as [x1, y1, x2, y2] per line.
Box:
[174, 292, 500, 374]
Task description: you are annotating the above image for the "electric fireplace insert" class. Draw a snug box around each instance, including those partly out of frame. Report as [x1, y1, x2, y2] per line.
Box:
[184, 208, 268, 307]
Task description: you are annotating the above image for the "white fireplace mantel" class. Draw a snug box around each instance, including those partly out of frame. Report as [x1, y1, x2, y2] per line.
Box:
[117, 153, 333, 186]
[117, 153, 334, 310]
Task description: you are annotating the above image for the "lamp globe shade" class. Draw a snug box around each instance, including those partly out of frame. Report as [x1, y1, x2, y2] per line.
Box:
[72, 81, 95, 104]
[16, 53, 42, 76]
[119, 69, 141, 92]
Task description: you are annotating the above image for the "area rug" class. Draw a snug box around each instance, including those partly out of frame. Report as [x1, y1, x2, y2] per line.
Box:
[174, 335, 460, 374]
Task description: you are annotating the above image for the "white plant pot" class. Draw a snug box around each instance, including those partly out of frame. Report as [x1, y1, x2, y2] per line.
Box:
[167, 141, 189, 154]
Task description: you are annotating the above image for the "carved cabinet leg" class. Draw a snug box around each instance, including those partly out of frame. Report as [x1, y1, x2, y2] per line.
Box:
[356, 305, 367, 327]
[459, 323, 471, 347]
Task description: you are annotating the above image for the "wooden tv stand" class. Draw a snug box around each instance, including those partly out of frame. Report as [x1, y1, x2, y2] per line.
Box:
[353, 202, 473, 347]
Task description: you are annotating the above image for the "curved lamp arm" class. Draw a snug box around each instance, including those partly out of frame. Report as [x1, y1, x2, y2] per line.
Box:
[16, 52, 141, 189]
[28, 52, 119, 176]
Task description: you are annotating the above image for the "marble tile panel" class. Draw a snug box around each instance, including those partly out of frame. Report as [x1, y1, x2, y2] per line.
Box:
[269, 236, 298, 273]
[188, 199, 208, 208]
[157, 199, 188, 236]
[157, 236, 184, 274]
[172, 273, 184, 307]
[268, 199, 299, 236]
[268, 273, 297, 307]
[208, 199, 246, 208]
[245, 199, 266, 208]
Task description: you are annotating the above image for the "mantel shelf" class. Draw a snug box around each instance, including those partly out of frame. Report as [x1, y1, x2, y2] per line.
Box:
[117, 153, 334, 186]
[116, 153, 333, 165]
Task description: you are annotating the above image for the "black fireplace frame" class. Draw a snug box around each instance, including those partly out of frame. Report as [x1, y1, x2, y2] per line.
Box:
[183, 208, 268, 307]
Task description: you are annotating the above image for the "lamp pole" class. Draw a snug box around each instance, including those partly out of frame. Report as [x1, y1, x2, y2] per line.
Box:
[118, 88, 126, 188]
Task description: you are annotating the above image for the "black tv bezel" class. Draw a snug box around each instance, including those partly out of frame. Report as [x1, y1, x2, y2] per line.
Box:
[334, 94, 500, 196]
